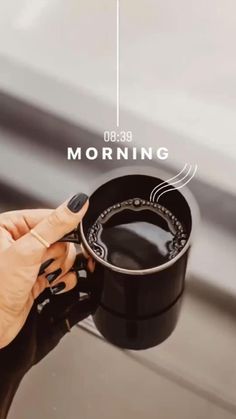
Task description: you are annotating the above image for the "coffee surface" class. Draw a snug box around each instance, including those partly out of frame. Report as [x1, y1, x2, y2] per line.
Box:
[87, 198, 187, 270]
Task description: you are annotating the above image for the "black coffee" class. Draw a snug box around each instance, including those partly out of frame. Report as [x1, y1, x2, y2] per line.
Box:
[87, 198, 187, 270]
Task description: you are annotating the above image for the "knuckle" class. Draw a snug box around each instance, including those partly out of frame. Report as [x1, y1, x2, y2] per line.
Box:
[47, 210, 65, 228]
[14, 240, 33, 259]
[50, 242, 67, 254]
[12, 237, 43, 264]
[62, 242, 69, 253]
[0, 226, 5, 235]
[65, 272, 77, 290]
[0, 211, 15, 222]
[0, 213, 9, 226]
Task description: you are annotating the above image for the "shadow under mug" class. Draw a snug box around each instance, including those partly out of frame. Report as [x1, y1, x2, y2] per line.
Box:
[74, 171, 198, 350]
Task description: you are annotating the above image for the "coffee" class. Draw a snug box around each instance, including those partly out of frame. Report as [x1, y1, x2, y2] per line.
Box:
[87, 198, 187, 270]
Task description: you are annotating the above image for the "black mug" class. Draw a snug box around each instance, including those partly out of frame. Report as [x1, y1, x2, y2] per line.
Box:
[66, 168, 198, 350]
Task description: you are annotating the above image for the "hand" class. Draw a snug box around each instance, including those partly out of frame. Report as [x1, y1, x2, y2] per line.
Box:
[0, 193, 89, 349]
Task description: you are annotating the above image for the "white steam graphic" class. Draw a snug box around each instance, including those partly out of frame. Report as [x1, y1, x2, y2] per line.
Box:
[150, 164, 191, 202]
[150, 164, 198, 203]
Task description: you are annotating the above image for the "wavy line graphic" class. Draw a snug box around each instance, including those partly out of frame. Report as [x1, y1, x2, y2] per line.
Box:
[150, 163, 189, 202]
[151, 164, 193, 202]
[156, 165, 198, 203]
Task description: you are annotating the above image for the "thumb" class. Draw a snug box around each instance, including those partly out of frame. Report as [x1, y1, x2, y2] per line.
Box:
[13, 193, 89, 263]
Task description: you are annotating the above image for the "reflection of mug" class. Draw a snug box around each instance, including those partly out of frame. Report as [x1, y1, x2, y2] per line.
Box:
[67, 169, 199, 350]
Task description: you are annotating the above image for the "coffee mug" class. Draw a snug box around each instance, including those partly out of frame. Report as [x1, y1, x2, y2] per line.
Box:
[63, 167, 199, 350]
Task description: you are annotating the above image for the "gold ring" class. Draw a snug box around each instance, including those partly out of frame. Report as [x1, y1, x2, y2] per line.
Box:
[30, 229, 50, 248]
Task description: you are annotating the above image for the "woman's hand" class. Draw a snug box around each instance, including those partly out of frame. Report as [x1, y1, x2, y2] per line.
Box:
[0, 193, 89, 349]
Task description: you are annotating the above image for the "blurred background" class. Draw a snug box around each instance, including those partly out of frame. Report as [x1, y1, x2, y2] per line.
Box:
[0, 1, 235, 418]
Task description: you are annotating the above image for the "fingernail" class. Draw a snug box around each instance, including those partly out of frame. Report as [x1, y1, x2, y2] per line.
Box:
[46, 268, 62, 284]
[38, 258, 55, 276]
[67, 193, 88, 213]
[51, 282, 66, 295]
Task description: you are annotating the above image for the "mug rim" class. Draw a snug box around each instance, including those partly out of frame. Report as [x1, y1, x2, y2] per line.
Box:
[80, 169, 200, 276]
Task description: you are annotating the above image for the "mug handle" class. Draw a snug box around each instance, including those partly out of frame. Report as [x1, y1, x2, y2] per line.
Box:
[59, 227, 81, 245]
[58, 228, 96, 294]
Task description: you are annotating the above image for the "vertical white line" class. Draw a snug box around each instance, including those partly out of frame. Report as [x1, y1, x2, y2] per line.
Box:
[116, 0, 120, 128]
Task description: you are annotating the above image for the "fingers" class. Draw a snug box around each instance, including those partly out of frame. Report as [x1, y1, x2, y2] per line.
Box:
[33, 271, 77, 299]
[46, 242, 76, 283]
[37, 240, 76, 280]
[32, 258, 77, 300]
[33, 193, 88, 246]
[38, 242, 70, 275]
[12, 193, 89, 264]
[50, 271, 78, 295]
[36, 242, 76, 297]
[31, 276, 49, 300]
[0, 209, 52, 240]
[33, 254, 96, 300]
[48, 256, 96, 296]
[87, 257, 96, 273]
[0, 209, 52, 253]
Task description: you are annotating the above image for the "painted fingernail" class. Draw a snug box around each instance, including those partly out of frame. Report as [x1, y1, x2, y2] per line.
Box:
[67, 193, 88, 213]
[46, 268, 62, 284]
[38, 258, 55, 276]
[51, 282, 66, 295]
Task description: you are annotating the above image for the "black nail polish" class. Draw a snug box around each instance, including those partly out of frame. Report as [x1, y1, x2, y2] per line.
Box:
[46, 268, 62, 284]
[38, 258, 55, 276]
[67, 193, 88, 213]
[51, 282, 66, 295]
